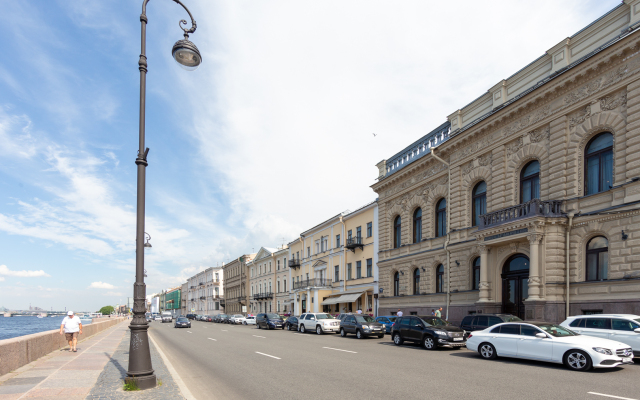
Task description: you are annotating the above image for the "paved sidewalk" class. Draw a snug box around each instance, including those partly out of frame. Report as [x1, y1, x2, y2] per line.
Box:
[0, 321, 184, 400]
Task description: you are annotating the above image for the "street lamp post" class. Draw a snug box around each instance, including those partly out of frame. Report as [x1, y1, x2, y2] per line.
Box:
[128, 0, 201, 390]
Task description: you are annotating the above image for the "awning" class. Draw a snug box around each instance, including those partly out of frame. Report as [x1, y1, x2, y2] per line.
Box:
[321, 292, 364, 305]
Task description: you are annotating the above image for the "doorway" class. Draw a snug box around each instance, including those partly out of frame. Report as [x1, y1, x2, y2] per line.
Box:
[501, 254, 529, 319]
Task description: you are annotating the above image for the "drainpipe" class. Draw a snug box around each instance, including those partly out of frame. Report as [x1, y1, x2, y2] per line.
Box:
[340, 216, 346, 292]
[431, 148, 451, 320]
[565, 211, 575, 319]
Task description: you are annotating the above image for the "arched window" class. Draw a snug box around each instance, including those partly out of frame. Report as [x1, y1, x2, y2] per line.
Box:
[436, 199, 447, 237]
[585, 133, 613, 195]
[413, 208, 422, 243]
[586, 236, 608, 281]
[520, 161, 540, 202]
[413, 268, 420, 295]
[472, 181, 487, 227]
[436, 264, 444, 293]
[393, 216, 402, 248]
[472, 257, 480, 290]
[393, 272, 400, 296]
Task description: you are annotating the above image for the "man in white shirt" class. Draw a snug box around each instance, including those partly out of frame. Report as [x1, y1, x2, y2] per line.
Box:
[356, 309, 362, 314]
[59, 311, 83, 352]
[396, 309, 403, 317]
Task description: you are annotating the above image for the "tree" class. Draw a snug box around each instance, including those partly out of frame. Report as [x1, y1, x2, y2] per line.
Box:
[99, 306, 114, 315]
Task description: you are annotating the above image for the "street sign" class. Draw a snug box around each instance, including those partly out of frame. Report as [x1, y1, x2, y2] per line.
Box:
[191, 308, 195, 312]
[242, 306, 247, 313]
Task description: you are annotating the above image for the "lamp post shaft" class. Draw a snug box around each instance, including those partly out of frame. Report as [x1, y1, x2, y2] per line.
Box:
[127, 0, 156, 390]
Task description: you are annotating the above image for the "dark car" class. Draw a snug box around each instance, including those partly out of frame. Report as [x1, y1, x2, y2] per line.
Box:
[217, 314, 228, 323]
[256, 313, 284, 329]
[185, 314, 196, 320]
[284, 316, 299, 331]
[391, 316, 466, 350]
[375, 316, 397, 333]
[460, 314, 522, 335]
[340, 314, 385, 339]
[174, 317, 191, 328]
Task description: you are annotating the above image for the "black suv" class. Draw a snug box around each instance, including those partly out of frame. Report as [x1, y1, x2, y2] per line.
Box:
[340, 314, 385, 339]
[256, 313, 284, 329]
[460, 314, 522, 334]
[185, 314, 196, 320]
[391, 316, 466, 350]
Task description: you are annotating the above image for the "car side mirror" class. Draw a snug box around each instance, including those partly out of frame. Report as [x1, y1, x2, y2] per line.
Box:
[535, 333, 547, 338]
[634, 328, 640, 333]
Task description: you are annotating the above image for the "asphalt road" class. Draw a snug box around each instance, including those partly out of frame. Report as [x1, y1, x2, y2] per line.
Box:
[149, 320, 640, 400]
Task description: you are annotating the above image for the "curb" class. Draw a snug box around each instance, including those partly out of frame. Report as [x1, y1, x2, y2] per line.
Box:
[149, 331, 198, 400]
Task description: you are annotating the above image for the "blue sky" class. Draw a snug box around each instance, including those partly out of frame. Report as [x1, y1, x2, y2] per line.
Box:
[0, 0, 619, 311]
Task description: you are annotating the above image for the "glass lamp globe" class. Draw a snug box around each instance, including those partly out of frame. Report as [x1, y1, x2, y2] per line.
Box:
[172, 39, 202, 71]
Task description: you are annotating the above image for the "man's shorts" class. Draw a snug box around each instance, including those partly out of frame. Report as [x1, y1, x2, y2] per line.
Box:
[65, 332, 79, 341]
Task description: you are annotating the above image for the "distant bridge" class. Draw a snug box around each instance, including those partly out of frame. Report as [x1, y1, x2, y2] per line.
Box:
[2, 311, 92, 317]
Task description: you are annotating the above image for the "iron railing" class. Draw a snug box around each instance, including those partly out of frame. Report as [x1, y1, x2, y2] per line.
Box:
[345, 236, 364, 251]
[289, 258, 301, 269]
[293, 278, 332, 290]
[479, 199, 564, 229]
[253, 292, 273, 300]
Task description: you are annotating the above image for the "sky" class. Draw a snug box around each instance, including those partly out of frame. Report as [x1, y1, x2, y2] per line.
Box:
[0, 0, 621, 311]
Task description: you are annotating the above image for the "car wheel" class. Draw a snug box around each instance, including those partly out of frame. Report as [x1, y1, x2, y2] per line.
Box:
[316, 325, 323, 335]
[340, 328, 347, 337]
[479, 343, 497, 360]
[393, 333, 404, 346]
[378, 334, 384, 339]
[356, 329, 363, 339]
[257, 323, 261, 329]
[300, 325, 306, 333]
[423, 335, 436, 350]
[243, 321, 247, 325]
[564, 350, 592, 371]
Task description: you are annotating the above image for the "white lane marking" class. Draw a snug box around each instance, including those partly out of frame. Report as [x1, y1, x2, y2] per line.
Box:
[253, 335, 266, 338]
[293, 333, 307, 336]
[187, 331, 192, 333]
[221, 329, 228, 331]
[207, 338, 217, 341]
[588, 393, 638, 400]
[255, 351, 280, 360]
[322, 346, 357, 354]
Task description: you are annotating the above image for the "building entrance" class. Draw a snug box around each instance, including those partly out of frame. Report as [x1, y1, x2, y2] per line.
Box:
[501, 254, 529, 319]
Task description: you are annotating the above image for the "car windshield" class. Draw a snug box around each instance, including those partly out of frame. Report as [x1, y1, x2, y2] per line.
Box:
[634, 318, 640, 325]
[537, 324, 576, 337]
[233, 315, 243, 318]
[266, 313, 280, 319]
[355, 315, 375, 323]
[316, 314, 334, 320]
[502, 315, 523, 322]
[420, 317, 449, 326]
[177, 318, 188, 322]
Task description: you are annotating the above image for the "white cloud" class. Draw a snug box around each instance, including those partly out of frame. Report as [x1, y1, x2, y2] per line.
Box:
[0, 264, 50, 278]
[89, 281, 115, 289]
[105, 291, 124, 297]
[0, 277, 4, 281]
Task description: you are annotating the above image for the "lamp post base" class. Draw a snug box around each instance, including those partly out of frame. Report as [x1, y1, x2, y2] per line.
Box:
[125, 374, 156, 390]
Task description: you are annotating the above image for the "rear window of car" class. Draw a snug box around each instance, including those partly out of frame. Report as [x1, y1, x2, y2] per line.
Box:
[584, 318, 611, 330]
[476, 316, 488, 327]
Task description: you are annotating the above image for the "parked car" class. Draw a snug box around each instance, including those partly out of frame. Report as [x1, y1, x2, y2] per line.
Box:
[284, 316, 299, 331]
[145, 313, 153, 322]
[340, 314, 385, 338]
[231, 314, 246, 324]
[560, 314, 640, 357]
[466, 321, 634, 371]
[186, 314, 196, 320]
[256, 313, 284, 329]
[174, 317, 191, 328]
[206, 315, 214, 322]
[375, 316, 397, 334]
[216, 314, 227, 323]
[336, 313, 353, 321]
[298, 313, 340, 334]
[244, 316, 256, 325]
[460, 314, 522, 335]
[223, 315, 234, 324]
[391, 316, 466, 350]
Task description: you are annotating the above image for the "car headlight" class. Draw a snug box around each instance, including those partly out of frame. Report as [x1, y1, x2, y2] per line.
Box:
[361, 325, 370, 330]
[434, 330, 447, 336]
[592, 347, 613, 355]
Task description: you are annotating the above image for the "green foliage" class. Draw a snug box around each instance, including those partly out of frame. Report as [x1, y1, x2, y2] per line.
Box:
[99, 306, 114, 315]
[123, 379, 140, 391]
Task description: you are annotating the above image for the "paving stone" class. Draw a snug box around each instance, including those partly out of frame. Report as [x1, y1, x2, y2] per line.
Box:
[0, 394, 22, 400]
[1, 377, 46, 386]
[0, 384, 35, 394]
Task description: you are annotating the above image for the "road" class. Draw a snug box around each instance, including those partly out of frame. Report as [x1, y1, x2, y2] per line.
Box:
[149, 320, 640, 400]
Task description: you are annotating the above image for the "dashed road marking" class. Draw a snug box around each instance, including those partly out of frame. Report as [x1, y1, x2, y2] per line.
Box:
[253, 335, 266, 338]
[187, 331, 192, 334]
[322, 347, 356, 354]
[255, 352, 280, 360]
[588, 393, 637, 400]
[207, 338, 217, 341]
[221, 329, 228, 331]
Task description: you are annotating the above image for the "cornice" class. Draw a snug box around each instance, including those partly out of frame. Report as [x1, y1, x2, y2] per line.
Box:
[573, 209, 640, 227]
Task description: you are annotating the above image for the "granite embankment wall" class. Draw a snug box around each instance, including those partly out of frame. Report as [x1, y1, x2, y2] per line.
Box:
[0, 317, 126, 376]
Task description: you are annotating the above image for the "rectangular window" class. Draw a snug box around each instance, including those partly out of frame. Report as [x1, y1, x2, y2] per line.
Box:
[356, 261, 362, 279]
[366, 259, 372, 277]
[296, 251, 299, 260]
[356, 226, 361, 238]
[348, 230, 352, 239]
[334, 265, 339, 282]
[347, 263, 352, 280]
[316, 240, 320, 254]
[277, 260, 280, 270]
[367, 222, 372, 237]
[336, 234, 341, 248]
[307, 247, 311, 258]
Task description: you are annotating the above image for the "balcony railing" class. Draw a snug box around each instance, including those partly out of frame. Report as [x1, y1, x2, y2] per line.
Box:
[199, 296, 206, 300]
[479, 199, 564, 230]
[293, 278, 332, 290]
[289, 258, 301, 269]
[199, 282, 204, 286]
[253, 292, 273, 300]
[236, 296, 246, 303]
[345, 236, 364, 251]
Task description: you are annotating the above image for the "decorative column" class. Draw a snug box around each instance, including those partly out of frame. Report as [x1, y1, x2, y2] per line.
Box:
[478, 244, 491, 302]
[527, 233, 544, 300]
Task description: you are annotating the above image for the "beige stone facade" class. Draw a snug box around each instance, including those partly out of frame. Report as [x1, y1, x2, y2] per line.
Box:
[248, 247, 288, 314]
[222, 253, 255, 315]
[372, 1, 640, 324]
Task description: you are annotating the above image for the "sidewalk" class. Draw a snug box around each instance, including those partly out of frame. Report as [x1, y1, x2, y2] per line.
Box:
[0, 321, 184, 400]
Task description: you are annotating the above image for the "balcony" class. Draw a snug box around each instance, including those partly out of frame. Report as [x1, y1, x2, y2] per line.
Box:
[199, 296, 206, 300]
[289, 258, 301, 269]
[293, 278, 332, 290]
[253, 292, 273, 300]
[190, 286, 195, 289]
[478, 199, 564, 230]
[345, 236, 364, 252]
[199, 282, 204, 286]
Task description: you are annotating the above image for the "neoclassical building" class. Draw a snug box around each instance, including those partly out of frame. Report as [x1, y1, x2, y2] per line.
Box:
[372, 1, 640, 323]
[222, 253, 255, 315]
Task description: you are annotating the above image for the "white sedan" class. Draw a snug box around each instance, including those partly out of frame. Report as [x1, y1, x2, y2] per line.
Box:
[244, 316, 256, 325]
[466, 322, 633, 371]
[231, 314, 246, 324]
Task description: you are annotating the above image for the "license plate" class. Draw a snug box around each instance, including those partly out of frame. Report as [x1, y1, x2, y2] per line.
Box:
[453, 337, 463, 341]
[623, 357, 632, 363]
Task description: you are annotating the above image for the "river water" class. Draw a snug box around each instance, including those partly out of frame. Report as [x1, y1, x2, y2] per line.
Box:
[0, 316, 92, 340]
